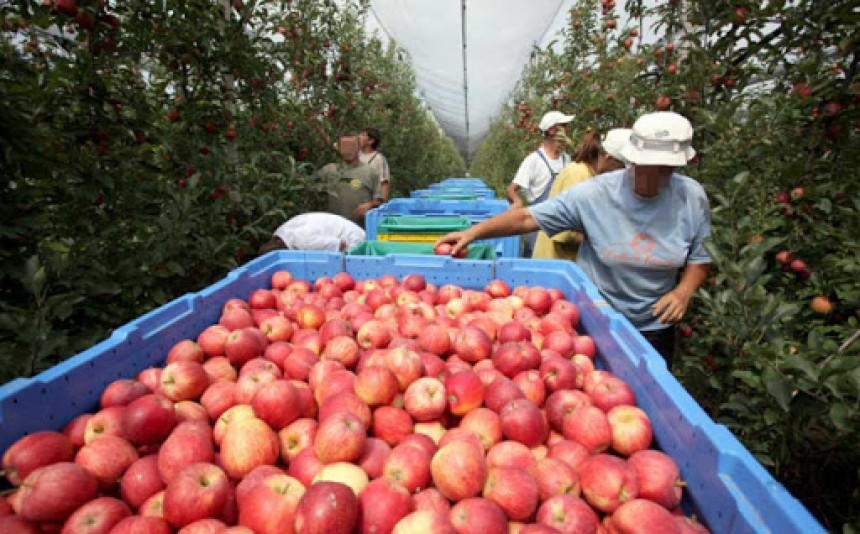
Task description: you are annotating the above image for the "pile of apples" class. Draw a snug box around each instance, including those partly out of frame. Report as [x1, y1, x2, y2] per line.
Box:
[1, 270, 711, 534]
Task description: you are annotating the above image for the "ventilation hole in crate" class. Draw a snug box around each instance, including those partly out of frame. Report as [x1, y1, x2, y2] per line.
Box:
[12, 398, 18, 405]
[41, 388, 47, 395]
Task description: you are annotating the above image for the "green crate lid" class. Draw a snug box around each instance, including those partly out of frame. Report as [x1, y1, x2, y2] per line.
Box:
[378, 215, 472, 233]
[348, 241, 495, 259]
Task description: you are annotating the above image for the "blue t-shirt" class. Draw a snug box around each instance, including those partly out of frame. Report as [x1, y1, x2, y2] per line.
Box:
[529, 169, 711, 331]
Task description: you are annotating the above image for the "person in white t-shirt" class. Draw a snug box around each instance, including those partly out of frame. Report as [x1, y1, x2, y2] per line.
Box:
[258, 212, 366, 254]
[506, 110, 574, 256]
[358, 127, 391, 201]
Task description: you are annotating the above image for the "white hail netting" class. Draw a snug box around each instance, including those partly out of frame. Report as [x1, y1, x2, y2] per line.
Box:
[367, 0, 570, 162]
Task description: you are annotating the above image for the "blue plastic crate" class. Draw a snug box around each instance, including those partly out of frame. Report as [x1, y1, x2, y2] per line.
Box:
[426, 183, 494, 193]
[0, 252, 825, 534]
[366, 199, 519, 257]
[439, 177, 488, 188]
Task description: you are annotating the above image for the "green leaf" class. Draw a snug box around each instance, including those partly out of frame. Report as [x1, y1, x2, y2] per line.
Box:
[828, 403, 854, 432]
[165, 262, 186, 276]
[782, 353, 820, 381]
[763, 367, 793, 412]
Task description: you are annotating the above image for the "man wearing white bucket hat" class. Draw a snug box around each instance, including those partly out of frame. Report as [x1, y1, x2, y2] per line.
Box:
[506, 110, 574, 257]
[436, 112, 712, 368]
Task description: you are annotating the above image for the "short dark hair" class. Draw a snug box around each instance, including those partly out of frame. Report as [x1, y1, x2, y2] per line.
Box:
[363, 127, 381, 150]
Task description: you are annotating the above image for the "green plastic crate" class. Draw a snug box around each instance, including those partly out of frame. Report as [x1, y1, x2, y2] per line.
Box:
[348, 241, 495, 259]
[377, 215, 472, 234]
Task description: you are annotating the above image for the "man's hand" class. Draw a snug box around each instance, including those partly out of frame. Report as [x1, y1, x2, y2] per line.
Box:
[652, 287, 693, 324]
[353, 202, 373, 219]
[435, 230, 474, 258]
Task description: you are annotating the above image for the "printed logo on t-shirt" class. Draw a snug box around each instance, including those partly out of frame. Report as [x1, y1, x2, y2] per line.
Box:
[350, 178, 362, 190]
[598, 233, 681, 268]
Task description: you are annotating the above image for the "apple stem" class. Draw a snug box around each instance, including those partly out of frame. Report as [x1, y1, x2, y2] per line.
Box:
[676, 480, 687, 488]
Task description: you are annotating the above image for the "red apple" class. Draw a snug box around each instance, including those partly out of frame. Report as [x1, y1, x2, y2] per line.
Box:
[627, 450, 683, 509]
[121, 394, 178, 445]
[483, 376, 525, 413]
[357, 478, 415, 534]
[535, 494, 599, 534]
[355, 365, 399, 406]
[177, 518, 226, 534]
[234, 370, 278, 405]
[283, 347, 320, 381]
[550, 300, 580, 328]
[312, 462, 369, 496]
[500, 399, 547, 448]
[572, 336, 596, 360]
[607, 405, 653, 456]
[372, 405, 414, 447]
[163, 463, 231, 528]
[220, 308, 255, 331]
[430, 440, 488, 502]
[445, 371, 484, 416]
[531, 457, 580, 500]
[382, 443, 432, 493]
[198, 325, 230, 357]
[385, 347, 424, 391]
[483, 466, 538, 521]
[459, 407, 502, 451]
[2, 431, 75, 486]
[251, 380, 300, 430]
[418, 324, 452, 356]
[547, 439, 590, 474]
[404, 377, 447, 422]
[121, 455, 164, 510]
[562, 405, 611, 454]
[545, 390, 592, 433]
[221, 417, 279, 479]
[236, 465, 285, 507]
[453, 326, 493, 363]
[540, 355, 580, 393]
[15, 462, 98, 524]
[525, 287, 553, 315]
[492, 341, 539, 378]
[608, 499, 681, 533]
[357, 320, 392, 349]
[318, 392, 371, 429]
[160, 361, 209, 402]
[512, 369, 546, 407]
[100, 379, 151, 408]
[314, 411, 366, 464]
[63, 414, 92, 448]
[75, 435, 139, 490]
[84, 405, 125, 443]
[238, 474, 306, 534]
[200, 381, 237, 422]
[288, 448, 325, 488]
[158, 420, 215, 484]
[0, 515, 40, 534]
[484, 280, 510, 298]
[588, 377, 636, 412]
[224, 329, 264, 367]
[449, 497, 507, 534]
[358, 437, 391, 479]
[110, 517, 171, 534]
[578, 454, 639, 513]
[393, 510, 457, 534]
[213, 405, 256, 446]
[278, 418, 318, 463]
[259, 315, 293, 343]
[294, 480, 358, 534]
[203, 356, 238, 383]
[60, 497, 131, 534]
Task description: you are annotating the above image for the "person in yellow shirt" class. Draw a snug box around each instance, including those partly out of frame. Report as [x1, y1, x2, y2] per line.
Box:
[532, 128, 631, 259]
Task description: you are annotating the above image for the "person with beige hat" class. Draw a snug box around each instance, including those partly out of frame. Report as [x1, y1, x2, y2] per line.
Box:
[532, 128, 631, 260]
[506, 110, 574, 256]
[436, 112, 712, 368]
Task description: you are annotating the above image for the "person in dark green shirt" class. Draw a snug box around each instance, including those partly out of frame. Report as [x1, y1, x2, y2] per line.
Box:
[320, 134, 383, 228]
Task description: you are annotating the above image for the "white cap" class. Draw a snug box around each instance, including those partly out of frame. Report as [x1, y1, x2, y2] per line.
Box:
[538, 111, 574, 132]
[601, 128, 632, 164]
[620, 112, 696, 166]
